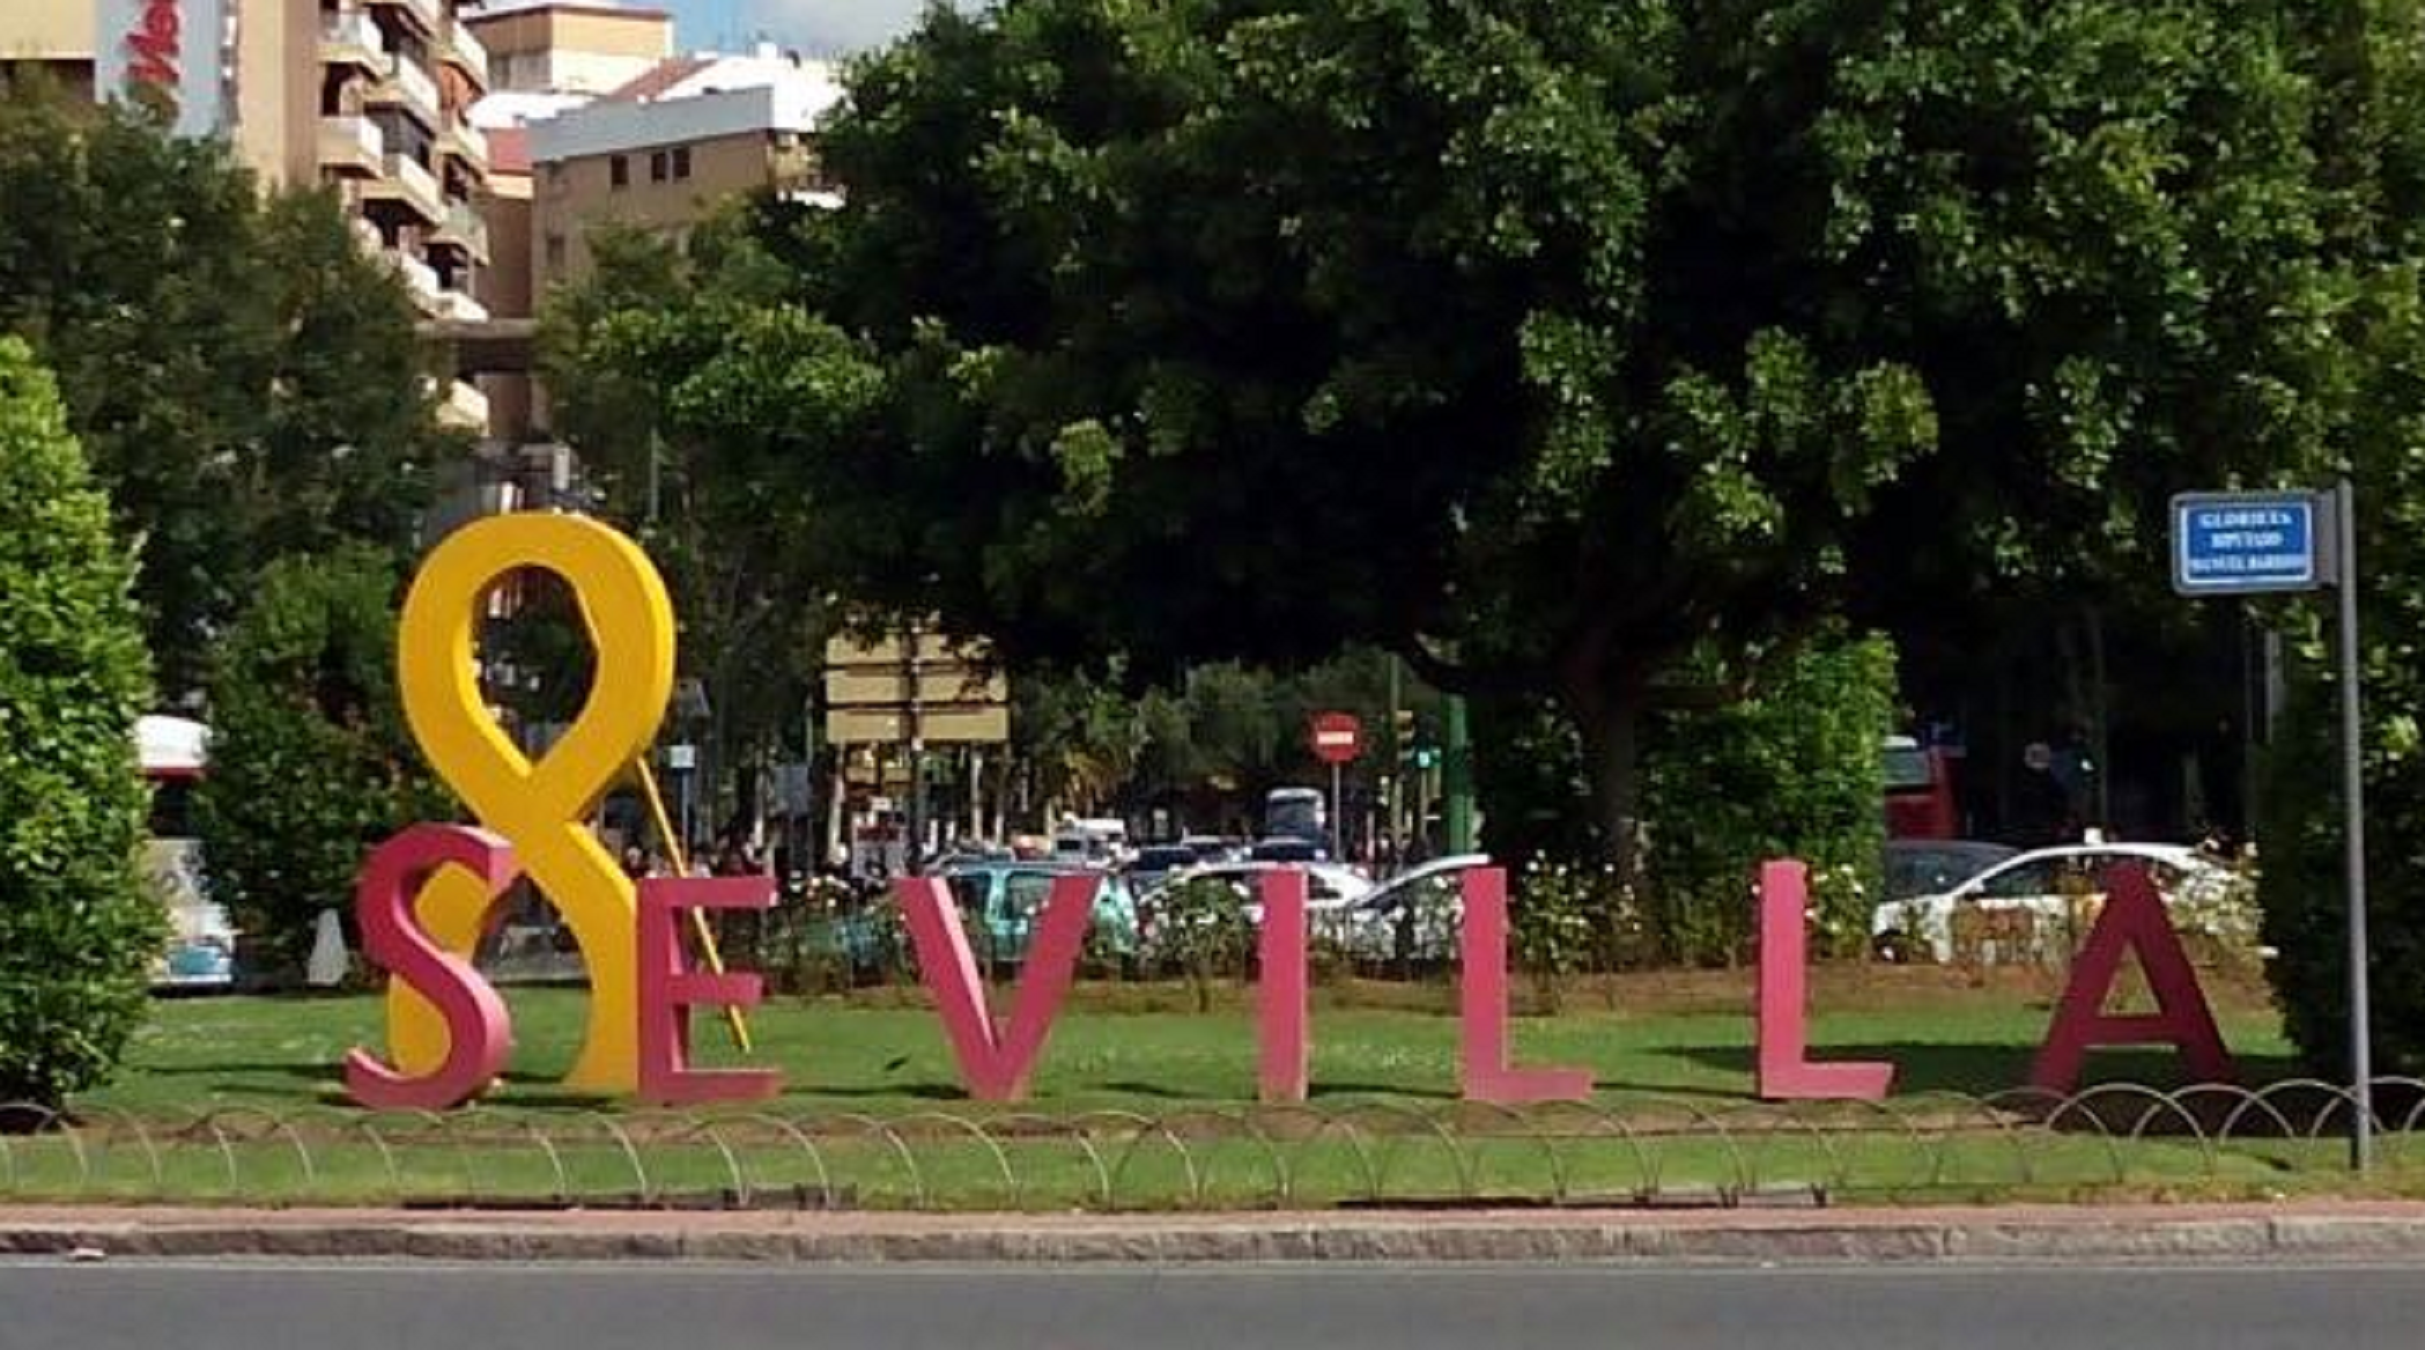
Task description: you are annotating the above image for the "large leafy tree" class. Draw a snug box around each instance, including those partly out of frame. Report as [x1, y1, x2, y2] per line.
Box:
[572, 1, 2420, 872]
[193, 547, 450, 971]
[0, 338, 159, 1108]
[0, 87, 458, 697]
[543, 217, 875, 829]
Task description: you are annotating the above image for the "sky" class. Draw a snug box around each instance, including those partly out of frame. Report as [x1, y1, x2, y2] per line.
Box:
[657, 1, 959, 56]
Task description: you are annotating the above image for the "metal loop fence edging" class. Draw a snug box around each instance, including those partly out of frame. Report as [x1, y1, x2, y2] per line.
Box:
[1160, 1107, 1289, 1210]
[1603, 1091, 1756, 1200]
[2079, 1083, 2220, 1177]
[1708, 1101, 1842, 1198]
[27, 1075, 2425, 1208]
[1805, 1097, 1933, 1196]
[1266, 1105, 1385, 1205]
[890, 1111, 1019, 1210]
[1068, 1111, 1159, 1210]
[1328, 1100, 1473, 1204]
[1100, 1110, 1207, 1211]
[521, 1120, 572, 1204]
[1442, 1100, 1570, 1203]
[738, 1112, 836, 1209]
[73, 1105, 163, 1194]
[798, 1112, 926, 1209]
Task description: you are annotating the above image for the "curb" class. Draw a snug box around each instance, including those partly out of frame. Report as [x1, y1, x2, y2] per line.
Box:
[9, 1206, 2425, 1264]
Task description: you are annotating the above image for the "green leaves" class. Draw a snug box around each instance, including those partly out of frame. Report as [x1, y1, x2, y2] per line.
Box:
[0, 338, 157, 1108]
[193, 547, 445, 972]
[0, 86, 457, 699]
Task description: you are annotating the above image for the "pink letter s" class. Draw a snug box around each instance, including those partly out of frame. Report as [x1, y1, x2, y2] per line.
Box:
[346, 825, 518, 1110]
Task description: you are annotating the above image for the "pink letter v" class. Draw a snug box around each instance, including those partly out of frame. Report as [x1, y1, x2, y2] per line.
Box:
[896, 873, 1099, 1102]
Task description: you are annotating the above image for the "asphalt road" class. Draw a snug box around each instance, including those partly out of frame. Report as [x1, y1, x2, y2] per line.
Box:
[5, 1258, 2424, 1349]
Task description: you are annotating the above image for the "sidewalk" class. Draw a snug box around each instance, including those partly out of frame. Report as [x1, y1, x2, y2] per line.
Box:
[8, 1201, 2425, 1264]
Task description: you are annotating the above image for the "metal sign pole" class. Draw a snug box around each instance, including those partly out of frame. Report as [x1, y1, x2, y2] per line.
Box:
[2336, 477, 2374, 1172]
[1330, 761, 1345, 863]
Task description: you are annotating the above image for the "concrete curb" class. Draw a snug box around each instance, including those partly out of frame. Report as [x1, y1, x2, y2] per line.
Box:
[8, 1204, 2425, 1264]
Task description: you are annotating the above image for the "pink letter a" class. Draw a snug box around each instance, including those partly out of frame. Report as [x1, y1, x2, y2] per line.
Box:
[898, 873, 1098, 1101]
[2030, 862, 2236, 1094]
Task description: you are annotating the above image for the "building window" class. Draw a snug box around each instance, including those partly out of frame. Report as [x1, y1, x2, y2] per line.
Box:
[544, 233, 566, 271]
[649, 150, 668, 182]
[672, 146, 692, 180]
[609, 154, 628, 188]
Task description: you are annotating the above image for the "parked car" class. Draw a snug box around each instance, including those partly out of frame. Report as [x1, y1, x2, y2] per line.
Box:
[1882, 839, 2018, 904]
[1870, 843, 2240, 965]
[1136, 860, 1375, 957]
[829, 862, 1139, 974]
[1121, 843, 1201, 897]
[1179, 835, 1249, 864]
[1248, 837, 1326, 863]
[1334, 853, 1494, 963]
[1144, 860, 1374, 912]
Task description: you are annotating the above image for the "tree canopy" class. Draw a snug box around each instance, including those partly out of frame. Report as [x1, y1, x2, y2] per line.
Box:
[552, 0, 2425, 864]
[193, 546, 450, 971]
[0, 87, 461, 697]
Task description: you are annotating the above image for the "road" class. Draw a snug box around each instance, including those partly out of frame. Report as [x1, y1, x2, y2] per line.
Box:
[4, 1258, 2423, 1349]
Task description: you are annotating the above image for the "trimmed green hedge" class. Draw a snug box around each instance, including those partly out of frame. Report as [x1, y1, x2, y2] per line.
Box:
[0, 337, 158, 1108]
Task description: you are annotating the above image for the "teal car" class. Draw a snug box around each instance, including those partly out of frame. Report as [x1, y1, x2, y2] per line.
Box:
[945, 863, 1140, 968]
[828, 864, 1139, 975]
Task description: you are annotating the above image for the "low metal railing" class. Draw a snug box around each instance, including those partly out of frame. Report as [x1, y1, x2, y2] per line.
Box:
[5, 1080, 2419, 1211]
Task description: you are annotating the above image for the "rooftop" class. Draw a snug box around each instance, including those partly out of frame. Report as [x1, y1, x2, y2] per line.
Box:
[462, 1, 673, 25]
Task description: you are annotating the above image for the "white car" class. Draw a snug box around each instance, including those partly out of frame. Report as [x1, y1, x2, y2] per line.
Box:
[1869, 842, 2242, 965]
[1333, 853, 1493, 963]
[1144, 860, 1375, 915]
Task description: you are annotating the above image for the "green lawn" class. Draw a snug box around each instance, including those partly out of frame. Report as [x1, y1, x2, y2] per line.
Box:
[79, 969, 2301, 1116]
[13, 969, 2402, 1211]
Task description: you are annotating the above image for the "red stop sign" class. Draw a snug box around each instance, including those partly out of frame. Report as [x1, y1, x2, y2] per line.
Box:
[1308, 712, 1363, 765]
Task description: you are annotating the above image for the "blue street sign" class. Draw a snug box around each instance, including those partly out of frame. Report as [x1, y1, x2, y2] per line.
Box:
[2171, 492, 2330, 596]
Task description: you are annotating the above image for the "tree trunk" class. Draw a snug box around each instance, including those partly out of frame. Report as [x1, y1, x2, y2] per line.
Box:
[1567, 676, 1650, 887]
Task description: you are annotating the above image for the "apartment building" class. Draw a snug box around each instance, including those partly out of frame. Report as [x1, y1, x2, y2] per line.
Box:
[526, 46, 841, 295]
[465, 0, 670, 97]
[0, 0, 495, 432]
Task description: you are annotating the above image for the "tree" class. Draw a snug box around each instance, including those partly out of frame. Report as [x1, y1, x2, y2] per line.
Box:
[0, 337, 159, 1108]
[1475, 631, 1896, 966]
[653, 0, 2404, 882]
[193, 547, 450, 972]
[0, 86, 459, 697]
[541, 214, 873, 834]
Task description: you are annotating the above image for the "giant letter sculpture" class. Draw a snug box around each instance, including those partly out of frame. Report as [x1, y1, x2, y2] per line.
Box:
[2030, 862, 2236, 1094]
[1756, 859, 1895, 1101]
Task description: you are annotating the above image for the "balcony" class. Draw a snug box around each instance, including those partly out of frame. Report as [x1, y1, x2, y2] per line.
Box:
[387, 250, 442, 309]
[320, 8, 388, 72]
[363, 153, 445, 224]
[438, 379, 491, 433]
[367, 52, 440, 128]
[366, 0, 440, 38]
[438, 119, 489, 177]
[429, 200, 491, 265]
[439, 18, 489, 89]
[435, 289, 490, 323]
[317, 114, 385, 177]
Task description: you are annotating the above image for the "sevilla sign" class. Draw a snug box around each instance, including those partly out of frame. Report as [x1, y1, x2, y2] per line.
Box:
[345, 515, 2239, 1111]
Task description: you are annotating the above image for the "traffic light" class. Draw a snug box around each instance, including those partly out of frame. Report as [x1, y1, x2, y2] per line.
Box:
[1392, 707, 1415, 751]
[1413, 746, 1439, 771]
